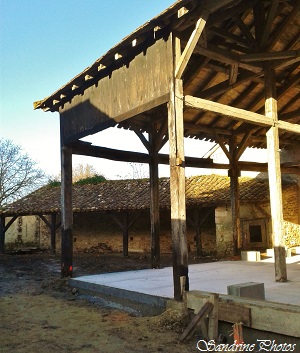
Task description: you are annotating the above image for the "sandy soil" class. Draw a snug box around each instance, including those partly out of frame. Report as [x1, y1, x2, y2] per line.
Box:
[0, 250, 209, 353]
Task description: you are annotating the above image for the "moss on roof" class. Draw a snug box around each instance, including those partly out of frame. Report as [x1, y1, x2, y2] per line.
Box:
[1, 175, 295, 216]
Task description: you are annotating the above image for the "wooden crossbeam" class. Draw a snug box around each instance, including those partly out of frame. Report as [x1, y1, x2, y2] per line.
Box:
[185, 96, 300, 136]
[184, 95, 273, 127]
[277, 120, 300, 136]
[39, 214, 51, 229]
[193, 45, 262, 73]
[240, 50, 300, 62]
[175, 12, 209, 79]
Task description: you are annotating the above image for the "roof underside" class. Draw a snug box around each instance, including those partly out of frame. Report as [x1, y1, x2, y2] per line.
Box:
[34, 0, 300, 149]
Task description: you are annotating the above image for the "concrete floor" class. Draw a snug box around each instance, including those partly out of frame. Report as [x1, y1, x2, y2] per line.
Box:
[72, 255, 300, 306]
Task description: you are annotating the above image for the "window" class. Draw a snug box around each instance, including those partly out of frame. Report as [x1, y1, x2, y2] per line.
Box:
[249, 225, 262, 243]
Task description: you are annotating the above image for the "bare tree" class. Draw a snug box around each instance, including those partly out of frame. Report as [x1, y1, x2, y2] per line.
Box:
[127, 162, 149, 179]
[0, 139, 46, 207]
[49, 163, 102, 184]
[72, 163, 99, 182]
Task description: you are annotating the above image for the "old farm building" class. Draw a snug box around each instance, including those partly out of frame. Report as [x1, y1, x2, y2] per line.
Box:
[1, 175, 300, 257]
[1, 0, 300, 307]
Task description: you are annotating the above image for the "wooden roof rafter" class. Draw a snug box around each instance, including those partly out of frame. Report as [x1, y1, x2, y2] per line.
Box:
[34, 0, 300, 150]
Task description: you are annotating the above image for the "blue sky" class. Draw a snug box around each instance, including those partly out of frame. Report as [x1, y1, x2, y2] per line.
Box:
[1, 0, 259, 180]
[0, 0, 180, 179]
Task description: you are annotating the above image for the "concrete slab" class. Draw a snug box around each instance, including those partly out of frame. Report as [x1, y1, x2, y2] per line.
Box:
[71, 256, 300, 307]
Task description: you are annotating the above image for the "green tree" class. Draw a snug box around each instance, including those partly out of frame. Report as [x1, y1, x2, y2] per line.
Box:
[0, 139, 46, 206]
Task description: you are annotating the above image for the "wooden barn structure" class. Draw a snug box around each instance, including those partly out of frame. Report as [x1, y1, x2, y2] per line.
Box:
[33, 0, 300, 300]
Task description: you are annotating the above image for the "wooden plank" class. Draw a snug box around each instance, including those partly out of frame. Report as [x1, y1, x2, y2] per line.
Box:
[179, 302, 213, 342]
[208, 293, 219, 340]
[61, 144, 73, 278]
[219, 302, 251, 326]
[184, 95, 273, 127]
[175, 12, 208, 79]
[59, 37, 173, 143]
[265, 66, 287, 282]
[187, 290, 300, 337]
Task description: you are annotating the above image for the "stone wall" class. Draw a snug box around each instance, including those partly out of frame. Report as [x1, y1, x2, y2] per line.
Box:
[283, 221, 300, 248]
[4, 216, 42, 251]
[4, 208, 216, 256]
[68, 208, 216, 255]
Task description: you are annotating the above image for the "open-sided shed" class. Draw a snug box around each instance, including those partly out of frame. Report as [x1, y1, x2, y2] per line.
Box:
[32, 0, 299, 300]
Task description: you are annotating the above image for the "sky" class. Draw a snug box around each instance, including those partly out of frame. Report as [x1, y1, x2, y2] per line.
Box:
[0, 0, 265, 180]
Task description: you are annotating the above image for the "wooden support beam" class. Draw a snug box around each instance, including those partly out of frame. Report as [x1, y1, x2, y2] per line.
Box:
[193, 209, 202, 257]
[277, 120, 300, 136]
[50, 213, 57, 255]
[229, 136, 241, 255]
[61, 144, 73, 278]
[193, 45, 262, 73]
[169, 35, 189, 301]
[175, 12, 208, 79]
[3, 215, 18, 233]
[71, 140, 299, 173]
[240, 50, 300, 63]
[123, 213, 129, 257]
[184, 95, 273, 127]
[39, 214, 51, 229]
[0, 215, 18, 253]
[265, 66, 287, 282]
[215, 135, 232, 161]
[235, 130, 253, 161]
[108, 213, 130, 257]
[149, 125, 160, 268]
[229, 64, 239, 85]
[133, 129, 151, 152]
[39, 213, 57, 255]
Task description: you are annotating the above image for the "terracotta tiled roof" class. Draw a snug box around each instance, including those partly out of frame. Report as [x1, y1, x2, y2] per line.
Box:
[0, 175, 294, 216]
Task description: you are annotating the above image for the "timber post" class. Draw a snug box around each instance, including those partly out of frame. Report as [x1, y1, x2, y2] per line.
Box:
[61, 144, 73, 278]
[229, 136, 241, 256]
[168, 34, 189, 301]
[194, 209, 203, 257]
[265, 65, 287, 282]
[0, 216, 5, 254]
[149, 124, 160, 268]
[50, 213, 57, 255]
[123, 212, 129, 257]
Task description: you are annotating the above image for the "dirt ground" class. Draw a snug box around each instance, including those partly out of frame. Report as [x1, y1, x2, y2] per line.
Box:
[0, 250, 212, 353]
